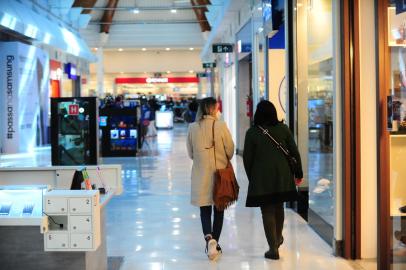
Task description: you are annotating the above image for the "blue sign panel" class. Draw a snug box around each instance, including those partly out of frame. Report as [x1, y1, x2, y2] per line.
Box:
[396, 0, 406, 14]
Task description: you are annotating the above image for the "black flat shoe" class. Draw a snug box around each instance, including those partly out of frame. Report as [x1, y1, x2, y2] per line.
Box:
[265, 249, 280, 260]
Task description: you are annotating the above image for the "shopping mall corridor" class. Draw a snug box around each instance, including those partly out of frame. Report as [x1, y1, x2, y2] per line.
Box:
[0, 124, 369, 270]
[99, 124, 362, 270]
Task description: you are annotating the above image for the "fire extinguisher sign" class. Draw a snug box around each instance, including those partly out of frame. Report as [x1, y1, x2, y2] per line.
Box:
[68, 104, 79, 115]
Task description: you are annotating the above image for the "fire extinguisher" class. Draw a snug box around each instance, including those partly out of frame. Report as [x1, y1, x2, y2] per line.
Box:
[217, 95, 223, 113]
[246, 95, 253, 118]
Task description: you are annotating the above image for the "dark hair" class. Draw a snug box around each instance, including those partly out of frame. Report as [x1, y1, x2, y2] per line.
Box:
[197, 97, 217, 121]
[254, 100, 282, 126]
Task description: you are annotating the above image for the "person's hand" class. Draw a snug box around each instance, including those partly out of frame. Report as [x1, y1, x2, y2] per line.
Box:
[295, 178, 303, 186]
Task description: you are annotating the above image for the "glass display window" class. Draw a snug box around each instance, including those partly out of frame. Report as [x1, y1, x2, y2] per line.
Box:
[0, 185, 47, 218]
[384, 3, 406, 268]
[293, 0, 338, 243]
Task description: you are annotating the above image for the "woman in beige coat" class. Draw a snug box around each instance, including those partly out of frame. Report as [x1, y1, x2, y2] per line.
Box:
[186, 97, 234, 260]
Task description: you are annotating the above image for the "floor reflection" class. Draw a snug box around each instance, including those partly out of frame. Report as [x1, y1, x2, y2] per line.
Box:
[0, 124, 363, 269]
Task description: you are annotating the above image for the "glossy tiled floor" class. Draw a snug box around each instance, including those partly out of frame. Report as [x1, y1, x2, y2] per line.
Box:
[102, 125, 361, 270]
[0, 124, 369, 270]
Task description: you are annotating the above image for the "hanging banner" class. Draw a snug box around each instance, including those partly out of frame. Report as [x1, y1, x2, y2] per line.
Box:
[1, 51, 18, 152]
[0, 42, 49, 153]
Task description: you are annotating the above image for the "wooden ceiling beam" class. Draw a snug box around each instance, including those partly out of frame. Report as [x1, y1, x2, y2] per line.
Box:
[73, 0, 98, 14]
[190, 0, 211, 32]
[100, 0, 119, 34]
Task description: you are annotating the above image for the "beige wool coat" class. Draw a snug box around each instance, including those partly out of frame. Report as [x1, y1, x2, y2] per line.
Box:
[186, 116, 234, 207]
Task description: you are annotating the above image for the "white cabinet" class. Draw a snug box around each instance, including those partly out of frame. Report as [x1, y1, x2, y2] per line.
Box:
[71, 234, 93, 249]
[70, 216, 92, 232]
[43, 190, 100, 252]
[69, 198, 91, 214]
[44, 197, 67, 213]
[46, 233, 69, 249]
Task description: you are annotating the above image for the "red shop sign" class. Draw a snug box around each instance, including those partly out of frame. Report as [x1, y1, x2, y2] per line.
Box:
[68, 104, 79, 115]
[115, 77, 199, 84]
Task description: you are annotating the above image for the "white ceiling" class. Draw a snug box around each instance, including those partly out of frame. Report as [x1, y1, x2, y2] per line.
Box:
[79, 0, 211, 49]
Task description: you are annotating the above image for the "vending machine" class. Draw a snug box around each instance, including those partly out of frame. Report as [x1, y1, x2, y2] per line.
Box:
[51, 97, 99, 165]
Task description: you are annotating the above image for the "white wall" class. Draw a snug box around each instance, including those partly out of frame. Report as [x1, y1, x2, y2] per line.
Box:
[359, 0, 377, 259]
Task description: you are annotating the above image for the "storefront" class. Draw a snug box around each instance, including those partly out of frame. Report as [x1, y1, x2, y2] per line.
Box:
[115, 75, 198, 98]
[377, 1, 406, 269]
[289, 0, 342, 250]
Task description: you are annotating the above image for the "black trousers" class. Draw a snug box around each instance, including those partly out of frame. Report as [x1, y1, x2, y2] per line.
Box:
[260, 203, 284, 251]
[200, 205, 224, 242]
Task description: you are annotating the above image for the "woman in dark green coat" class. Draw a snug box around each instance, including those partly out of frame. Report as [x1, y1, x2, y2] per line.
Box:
[243, 100, 303, 260]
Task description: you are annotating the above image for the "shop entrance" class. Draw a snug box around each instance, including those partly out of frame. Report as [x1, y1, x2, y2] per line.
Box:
[236, 56, 253, 154]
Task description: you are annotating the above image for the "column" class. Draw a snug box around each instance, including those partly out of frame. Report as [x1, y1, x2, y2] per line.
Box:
[96, 47, 104, 98]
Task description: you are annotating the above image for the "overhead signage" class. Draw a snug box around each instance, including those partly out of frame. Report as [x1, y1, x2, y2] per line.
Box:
[196, 72, 208, 78]
[68, 104, 79, 115]
[212, 43, 233, 53]
[237, 40, 252, 53]
[64, 63, 77, 80]
[203, 62, 216, 68]
[115, 77, 199, 84]
[146, 77, 168, 83]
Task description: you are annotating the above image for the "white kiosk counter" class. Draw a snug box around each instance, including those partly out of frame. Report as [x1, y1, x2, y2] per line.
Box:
[0, 186, 116, 270]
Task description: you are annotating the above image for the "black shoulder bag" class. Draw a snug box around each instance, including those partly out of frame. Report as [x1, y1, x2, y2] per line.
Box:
[257, 125, 301, 177]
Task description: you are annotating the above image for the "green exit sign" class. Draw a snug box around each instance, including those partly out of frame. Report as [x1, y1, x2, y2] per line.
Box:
[212, 43, 233, 53]
[202, 62, 216, 68]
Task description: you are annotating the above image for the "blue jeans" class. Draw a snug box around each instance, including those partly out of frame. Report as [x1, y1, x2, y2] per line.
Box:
[200, 205, 224, 242]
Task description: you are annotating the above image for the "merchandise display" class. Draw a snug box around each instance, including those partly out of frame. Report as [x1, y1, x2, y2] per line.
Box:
[51, 97, 99, 165]
[0, 185, 47, 219]
[156, 111, 174, 129]
[99, 107, 139, 157]
[390, 134, 406, 263]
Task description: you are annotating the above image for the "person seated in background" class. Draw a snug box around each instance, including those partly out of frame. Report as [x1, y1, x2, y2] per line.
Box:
[183, 99, 199, 123]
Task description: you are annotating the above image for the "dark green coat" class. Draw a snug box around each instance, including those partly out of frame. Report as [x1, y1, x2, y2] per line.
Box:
[243, 123, 303, 207]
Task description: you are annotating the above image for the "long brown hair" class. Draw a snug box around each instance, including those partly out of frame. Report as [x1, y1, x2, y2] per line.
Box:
[196, 97, 217, 121]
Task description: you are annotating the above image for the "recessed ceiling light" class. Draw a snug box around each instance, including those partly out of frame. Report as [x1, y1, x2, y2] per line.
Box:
[258, 6, 262, 11]
[120, 71, 124, 74]
[133, 8, 140, 14]
[142, 48, 147, 51]
[118, 48, 123, 52]
[167, 71, 171, 74]
[165, 48, 170, 51]
[189, 47, 194, 51]
[171, 9, 177, 13]
[189, 70, 194, 73]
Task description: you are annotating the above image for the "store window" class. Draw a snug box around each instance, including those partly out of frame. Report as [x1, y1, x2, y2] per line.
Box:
[294, 0, 336, 237]
[386, 2, 406, 268]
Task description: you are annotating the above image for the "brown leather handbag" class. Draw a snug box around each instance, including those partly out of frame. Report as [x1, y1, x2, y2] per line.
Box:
[211, 120, 239, 210]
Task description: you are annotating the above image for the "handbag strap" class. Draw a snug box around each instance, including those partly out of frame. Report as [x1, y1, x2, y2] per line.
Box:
[257, 125, 291, 158]
[212, 120, 217, 169]
[211, 120, 230, 170]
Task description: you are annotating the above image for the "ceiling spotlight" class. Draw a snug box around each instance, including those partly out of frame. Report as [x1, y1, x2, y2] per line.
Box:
[142, 48, 147, 51]
[189, 70, 194, 73]
[132, 8, 140, 14]
[258, 6, 263, 11]
[118, 48, 123, 52]
[171, 9, 177, 13]
[189, 47, 194, 51]
[167, 71, 171, 74]
[165, 48, 170, 51]
[93, 47, 98, 51]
